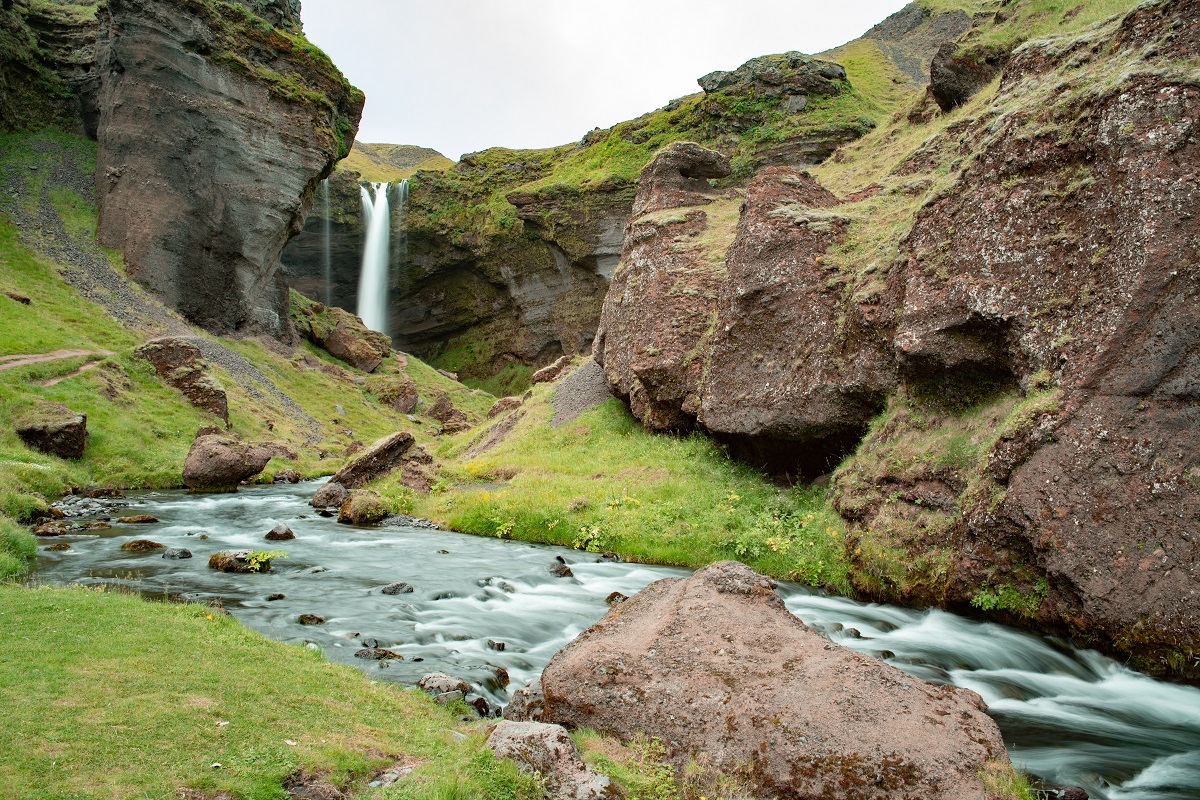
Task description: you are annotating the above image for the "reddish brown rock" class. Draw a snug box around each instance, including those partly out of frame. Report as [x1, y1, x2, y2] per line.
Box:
[541, 562, 1008, 800]
[372, 375, 419, 413]
[928, 41, 1006, 112]
[292, 301, 391, 372]
[118, 515, 159, 524]
[182, 435, 274, 492]
[134, 338, 228, 424]
[311, 481, 348, 509]
[531, 356, 572, 385]
[487, 397, 523, 418]
[594, 142, 732, 430]
[831, 0, 1200, 671]
[629, 141, 731, 217]
[698, 168, 894, 478]
[120, 539, 165, 552]
[330, 431, 414, 489]
[15, 402, 87, 460]
[428, 394, 466, 424]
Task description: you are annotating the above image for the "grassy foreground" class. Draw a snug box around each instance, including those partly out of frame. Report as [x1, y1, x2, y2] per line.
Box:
[0, 584, 541, 800]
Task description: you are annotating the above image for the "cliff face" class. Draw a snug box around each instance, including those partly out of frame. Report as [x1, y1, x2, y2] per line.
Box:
[93, 0, 363, 338]
[595, 0, 1200, 672]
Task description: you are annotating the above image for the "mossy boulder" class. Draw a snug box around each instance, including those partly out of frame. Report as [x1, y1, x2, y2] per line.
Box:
[337, 490, 386, 525]
[15, 402, 87, 460]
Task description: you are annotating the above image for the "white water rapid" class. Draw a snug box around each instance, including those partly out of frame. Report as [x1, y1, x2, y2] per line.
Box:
[356, 181, 391, 334]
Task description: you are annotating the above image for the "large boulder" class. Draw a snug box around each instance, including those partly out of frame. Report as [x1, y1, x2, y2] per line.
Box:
[540, 561, 1009, 800]
[594, 142, 733, 430]
[486, 721, 615, 800]
[928, 41, 1005, 112]
[330, 431, 414, 489]
[182, 434, 273, 491]
[135, 337, 228, 423]
[292, 298, 392, 372]
[698, 167, 894, 478]
[630, 141, 730, 217]
[15, 402, 87, 460]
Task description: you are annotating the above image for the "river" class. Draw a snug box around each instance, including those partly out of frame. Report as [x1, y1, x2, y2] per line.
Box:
[33, 482, 1200, 800]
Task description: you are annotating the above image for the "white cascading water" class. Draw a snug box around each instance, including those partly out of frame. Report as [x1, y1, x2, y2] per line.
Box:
[390, 179, 409, 290]
[320, 178, 332, 307]
[356, 181, 391, 334]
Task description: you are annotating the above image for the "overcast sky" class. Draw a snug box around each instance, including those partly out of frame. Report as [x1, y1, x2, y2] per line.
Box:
[300, 0, 910, 160]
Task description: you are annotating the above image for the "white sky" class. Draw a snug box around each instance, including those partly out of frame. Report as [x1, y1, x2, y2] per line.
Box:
[300, 0, 911, 160]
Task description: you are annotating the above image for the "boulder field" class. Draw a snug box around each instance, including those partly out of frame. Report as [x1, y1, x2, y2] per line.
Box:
[529, 561, 1010, 800]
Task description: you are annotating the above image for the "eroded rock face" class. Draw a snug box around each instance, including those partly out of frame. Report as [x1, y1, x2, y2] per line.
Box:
[93, 0, 363, 338]
[330, 431, 414, 489]
[928, 40, 1004, 112]
[541, 562, 1008, 800]
[135, 338, 228, 424]
[182, 435, 273, 491]
[699, 168, 894, 478]
[832, 0, 1200, 670]
[594, 143, 732, 431]
[15, 402, 87, 460]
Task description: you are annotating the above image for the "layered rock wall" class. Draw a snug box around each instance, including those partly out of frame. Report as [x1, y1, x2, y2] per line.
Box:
[93, 0, 363, 337]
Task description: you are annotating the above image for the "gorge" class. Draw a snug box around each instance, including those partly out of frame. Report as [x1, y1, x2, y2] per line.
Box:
[1, 0, 1198, 797]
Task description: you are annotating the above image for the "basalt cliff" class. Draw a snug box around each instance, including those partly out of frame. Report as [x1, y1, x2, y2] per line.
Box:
[1, 0, 363, 338]
[595, 0, 1200, 672]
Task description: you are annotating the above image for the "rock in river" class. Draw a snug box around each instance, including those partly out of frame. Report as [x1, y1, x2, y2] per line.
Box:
[182, 435, 274, 492]
[540, 560, 1010, 800]
[265, 523, 295, 541]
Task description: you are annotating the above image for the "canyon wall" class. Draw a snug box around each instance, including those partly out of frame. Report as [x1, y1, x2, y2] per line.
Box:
[596, 0, 1200, 672]
[93, 0, 363, 338]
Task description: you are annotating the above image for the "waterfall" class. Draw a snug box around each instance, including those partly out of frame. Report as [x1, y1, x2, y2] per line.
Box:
[356, 181, 391, 334]
[391, 179, 410, 291]
[320, 178, 332, 307]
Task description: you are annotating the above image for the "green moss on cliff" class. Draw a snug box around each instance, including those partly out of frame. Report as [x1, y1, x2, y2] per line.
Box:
[0, 2, 82, 132]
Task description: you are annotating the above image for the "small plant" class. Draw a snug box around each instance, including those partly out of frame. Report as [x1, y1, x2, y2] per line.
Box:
[245, 549, 287, 573]
[489, 516, 515, 539]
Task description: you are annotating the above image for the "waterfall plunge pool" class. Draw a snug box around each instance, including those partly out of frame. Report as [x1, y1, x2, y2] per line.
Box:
[32, 482, 1200, 800]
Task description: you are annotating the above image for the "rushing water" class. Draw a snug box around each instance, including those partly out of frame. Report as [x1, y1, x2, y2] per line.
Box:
[356, 181, 391, 334]
[34, 484, 1200, 800]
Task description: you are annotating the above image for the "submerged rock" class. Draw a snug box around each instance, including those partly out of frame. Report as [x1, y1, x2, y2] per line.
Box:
[541, 561, 1009, 800]
[208, 549, 274, 574]
[162, 547, 192, 560]
[381, 582, 414, 595]
[355, 647, 402, 660]
[311, 481, 348, 509]
[120, 539, 165, 552]
[182, 435, 274, 492]
[265, 523, 295, 541]
[298, 614, 326, 626]
[119, 515, 159, 524]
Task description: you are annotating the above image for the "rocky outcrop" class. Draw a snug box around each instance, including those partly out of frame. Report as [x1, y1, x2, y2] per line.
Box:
[135, 338, 229, 424]
[311, 481, 348, 509]
[697, 168, 893, 478]
[857, 2, 973, 84]
[330, 431, 414, 489]
[182, 434, 274, 491]
[594, 143, 734, 430]
[829, 0, 1200, 671]
[487, 721, 615, 800]
[337, 489, 385, 525]
[531, 355, 572, 385]
[541, 562, 1009, 800]
[93, 0, 364, 338]
[15, 402, 87, 459]
[291, 295, 392, 372]
[928, 40, 1005, 112]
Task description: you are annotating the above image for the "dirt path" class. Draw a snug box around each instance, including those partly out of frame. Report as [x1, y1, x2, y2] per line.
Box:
[0, 349, 113, 373]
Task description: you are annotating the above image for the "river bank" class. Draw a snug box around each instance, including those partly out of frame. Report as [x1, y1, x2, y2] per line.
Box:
[26, 482, 1200, 800]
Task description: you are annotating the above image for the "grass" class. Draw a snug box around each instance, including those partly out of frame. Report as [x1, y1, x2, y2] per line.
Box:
[339, 142, 455, 182]
[384, 369, 854, 594]
[0, 584, 540, 800]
